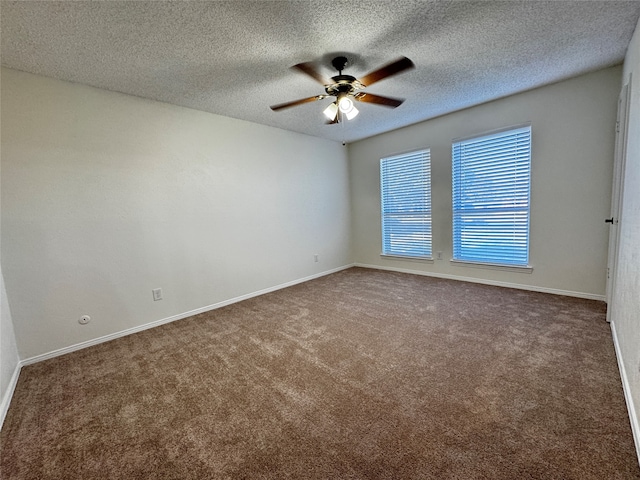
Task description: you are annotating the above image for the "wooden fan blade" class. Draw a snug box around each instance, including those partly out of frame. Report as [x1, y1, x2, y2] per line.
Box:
[326, 116, 339, 125]
[270, 95, 327, 111]
[354, 92, 404, 108]
[358, 56, 415, 87]
[292, 62, 331, 85]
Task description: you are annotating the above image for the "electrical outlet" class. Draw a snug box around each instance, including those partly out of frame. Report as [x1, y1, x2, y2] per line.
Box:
[152, 288, 162, 301]
[314, 254, 319, 263]
[437, 251, 443, 260]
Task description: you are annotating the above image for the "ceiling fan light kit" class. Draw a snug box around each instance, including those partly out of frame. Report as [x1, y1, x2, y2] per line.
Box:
[323, 102, 339, 121]
[323, 96, 359, 122]
[271, 55, 415, 124]
[338, 97, 358, 120]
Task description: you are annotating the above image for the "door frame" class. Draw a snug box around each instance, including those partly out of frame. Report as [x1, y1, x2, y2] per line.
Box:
[606, 75, 631, 322]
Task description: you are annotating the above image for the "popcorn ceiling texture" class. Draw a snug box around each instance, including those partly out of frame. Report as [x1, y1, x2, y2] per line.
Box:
[2, 1, 640, 143]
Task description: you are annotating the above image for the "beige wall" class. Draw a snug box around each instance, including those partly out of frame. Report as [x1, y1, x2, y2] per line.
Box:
[613, 16, 640, 457]
[0, 68, 352, 359]
[349, 67, 621, 298]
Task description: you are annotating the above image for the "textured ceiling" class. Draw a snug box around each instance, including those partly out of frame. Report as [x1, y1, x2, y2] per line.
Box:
[2, 1, 640, 143]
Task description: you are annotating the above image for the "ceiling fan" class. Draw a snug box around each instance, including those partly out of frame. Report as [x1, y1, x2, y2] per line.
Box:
[270, 55, 415, 123]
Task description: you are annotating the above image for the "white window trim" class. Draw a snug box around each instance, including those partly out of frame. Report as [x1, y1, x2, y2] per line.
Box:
[381, 253, 434, 262]
[449, 259, 533, 273]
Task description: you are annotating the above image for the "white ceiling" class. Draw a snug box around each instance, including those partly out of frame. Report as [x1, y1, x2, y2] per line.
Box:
[2, 1, 640, 143]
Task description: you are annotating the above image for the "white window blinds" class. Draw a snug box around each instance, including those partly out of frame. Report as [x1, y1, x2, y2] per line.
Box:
[452, 126, 531, 266]
[380, 149, 432, 258]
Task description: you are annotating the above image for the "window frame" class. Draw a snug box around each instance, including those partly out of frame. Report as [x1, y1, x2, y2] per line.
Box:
[380, 148, 433, 260]
[451, 124, 532, 269]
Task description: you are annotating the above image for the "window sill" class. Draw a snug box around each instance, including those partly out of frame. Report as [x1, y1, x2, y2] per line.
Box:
[449, 259, 533, 273]
[381, 253, 434, 263]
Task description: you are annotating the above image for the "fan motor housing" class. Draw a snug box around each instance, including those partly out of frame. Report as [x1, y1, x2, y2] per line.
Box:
[325, 75, 363, 97]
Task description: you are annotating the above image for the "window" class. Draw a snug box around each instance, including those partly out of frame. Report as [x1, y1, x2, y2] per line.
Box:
[452, 125, 531, 266]
[380, 149, 432, 258]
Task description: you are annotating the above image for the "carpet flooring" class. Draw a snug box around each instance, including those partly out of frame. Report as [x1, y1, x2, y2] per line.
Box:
[1, 267, 639, 479]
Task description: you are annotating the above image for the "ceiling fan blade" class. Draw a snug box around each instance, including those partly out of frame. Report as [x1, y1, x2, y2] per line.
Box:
[270, 95, 327, 111]
[292, 62, 331, 85]
[326, 116, 339, 125]
[358, 56, 415, 87]
[354, 92, 404, 108]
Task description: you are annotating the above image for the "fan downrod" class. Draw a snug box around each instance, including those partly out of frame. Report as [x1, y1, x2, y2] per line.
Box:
[331, 56, 349, 75]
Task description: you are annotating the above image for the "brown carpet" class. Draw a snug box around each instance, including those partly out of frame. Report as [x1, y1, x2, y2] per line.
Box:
[1, 267, 639, 479]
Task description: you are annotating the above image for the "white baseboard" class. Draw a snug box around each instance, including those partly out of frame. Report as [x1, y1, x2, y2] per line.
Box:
[610, 320, 640, 465]
[21, 264, 354, 366]
[354, 263, 606, 301]
[0, 362, 22, 430]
